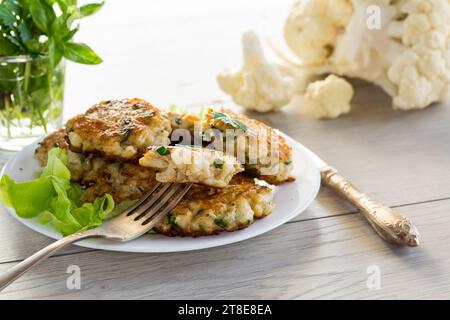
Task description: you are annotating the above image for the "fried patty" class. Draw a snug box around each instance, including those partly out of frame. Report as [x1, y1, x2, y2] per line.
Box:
[201, 108, 294, 184]
[66, 98, 172, 160]
[154, 174, 274, 236]
[35, 128, 69, 167]
[139, 146, 243, 187]
[35, 130, 158, 203]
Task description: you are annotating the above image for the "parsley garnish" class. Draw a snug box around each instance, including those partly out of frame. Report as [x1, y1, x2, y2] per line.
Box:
[213, 158, 224, 169]
[212, 111, 247, 132]
[167, 212, 177, 228]
[214, 219, 228, 229]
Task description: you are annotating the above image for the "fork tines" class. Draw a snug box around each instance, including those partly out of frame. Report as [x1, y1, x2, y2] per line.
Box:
[125, 182, 192, 228]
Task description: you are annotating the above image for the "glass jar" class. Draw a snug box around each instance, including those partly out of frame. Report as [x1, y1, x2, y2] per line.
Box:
[0, 56, 65, 151]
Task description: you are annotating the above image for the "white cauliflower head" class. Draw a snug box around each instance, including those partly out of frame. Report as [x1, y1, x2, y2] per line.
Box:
[304, 75, 354, 119]
[284, 0, 353, 66]
[284, 0, 450, 111]
[217, 31, 295, 112]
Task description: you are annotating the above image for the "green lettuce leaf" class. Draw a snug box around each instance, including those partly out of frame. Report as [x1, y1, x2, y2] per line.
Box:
[0, 148, 117, 236]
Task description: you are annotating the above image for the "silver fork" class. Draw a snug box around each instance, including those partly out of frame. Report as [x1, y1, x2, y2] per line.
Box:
[0, 182, 192, 291]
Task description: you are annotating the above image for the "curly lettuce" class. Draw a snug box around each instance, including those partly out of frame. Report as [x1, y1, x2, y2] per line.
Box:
[0, 148, 117, 236]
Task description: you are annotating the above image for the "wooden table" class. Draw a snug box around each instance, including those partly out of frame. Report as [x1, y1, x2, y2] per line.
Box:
[1, 0, 449, 299]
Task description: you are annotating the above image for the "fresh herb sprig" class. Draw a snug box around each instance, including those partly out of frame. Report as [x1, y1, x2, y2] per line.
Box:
[0, 0, 104, 65]
[212, 111, 247, 132]
[0, 0, 104, 137]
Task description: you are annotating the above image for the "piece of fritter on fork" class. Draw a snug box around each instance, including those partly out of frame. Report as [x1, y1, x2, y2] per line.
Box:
[139, 146, 243, 187]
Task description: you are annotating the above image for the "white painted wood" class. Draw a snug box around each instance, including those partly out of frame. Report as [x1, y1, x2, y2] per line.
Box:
[0, 200, 449, 300]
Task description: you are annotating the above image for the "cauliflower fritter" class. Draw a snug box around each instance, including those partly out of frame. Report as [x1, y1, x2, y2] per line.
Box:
[35, 103, 284, 237]
[35, 129, 69, 167]
[78, 159, 157, 204]
[139, 146, 243, 188]
[155, 174, 274, 236]
[66, 98, 172, 160]
[35, 129, 158, 203]
[201, 108, 294, 185]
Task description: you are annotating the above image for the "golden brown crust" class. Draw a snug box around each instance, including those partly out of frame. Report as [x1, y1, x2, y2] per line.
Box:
[154, 174, 274, 237]
[65, 98, 172, 160]
[35, 129, 69, 167]
[202, 108, 294, 184]
[79, 160, 158, 204]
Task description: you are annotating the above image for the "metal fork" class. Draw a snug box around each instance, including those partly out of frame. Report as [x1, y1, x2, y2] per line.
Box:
[0, 182, 192, 291]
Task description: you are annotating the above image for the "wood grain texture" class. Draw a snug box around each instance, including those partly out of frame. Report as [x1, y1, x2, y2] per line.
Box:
[0, 206, 91, 263]
[1, 200, 449, 300]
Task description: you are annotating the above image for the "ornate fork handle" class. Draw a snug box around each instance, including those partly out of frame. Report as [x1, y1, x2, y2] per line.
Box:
[321, 166, 420, 246]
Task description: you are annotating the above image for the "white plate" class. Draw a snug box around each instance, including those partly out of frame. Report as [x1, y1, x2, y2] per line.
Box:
[1, 134, 320, 253]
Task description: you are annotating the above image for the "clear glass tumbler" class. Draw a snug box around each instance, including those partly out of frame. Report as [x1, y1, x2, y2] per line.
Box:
[0, 55, 65, 151]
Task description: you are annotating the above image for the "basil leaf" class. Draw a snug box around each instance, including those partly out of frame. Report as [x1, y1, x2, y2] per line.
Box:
[0, 35, 17, 55]
[63, 42, 103, 64]
[4, 0, 22, 16]
[63, 25, 79, 41]
[212, 111, 248, 132]
[76, 1, 104, 18]
[29, 0, 56, 33]
[55, 0, 69, 12]
[51, 14, 71, 37]
[0, 4, 16, 28]
[18, 21, 32, 43]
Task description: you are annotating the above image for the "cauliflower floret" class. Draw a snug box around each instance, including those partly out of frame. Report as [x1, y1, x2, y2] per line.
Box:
[387, 0, 450, 110]
[304, 75, 354, 119]
[217, 31, 295, 112]
[284, 0, 450, 111]
[284, 0, 353, 66]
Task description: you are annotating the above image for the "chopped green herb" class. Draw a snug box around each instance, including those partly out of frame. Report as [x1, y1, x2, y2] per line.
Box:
[212, 111, 247, 132]
[213, 158, 224, 169]
[167, 212, 177, 228]
[284, 161, 292, 165]
[214, 219, 228, 229]
[156, 146, 170, 156]
[120, 127, 132, 143]
[122, 118, 132, 126]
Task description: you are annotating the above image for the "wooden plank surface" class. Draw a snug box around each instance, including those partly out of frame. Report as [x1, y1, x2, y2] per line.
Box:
[1, 199, 449, 300]
[0, 0, 449, 299]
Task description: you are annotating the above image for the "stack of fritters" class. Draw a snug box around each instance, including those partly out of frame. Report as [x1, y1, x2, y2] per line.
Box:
[35, 98, 294, 236]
